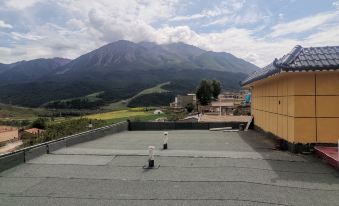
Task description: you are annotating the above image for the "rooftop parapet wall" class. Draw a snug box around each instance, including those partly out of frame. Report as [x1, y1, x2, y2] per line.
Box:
[0, 121, 128, 172]
[128, 121, 248, 131]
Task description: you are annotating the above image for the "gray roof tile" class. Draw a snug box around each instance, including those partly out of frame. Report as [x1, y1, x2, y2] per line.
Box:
[242, 45, 339, 86]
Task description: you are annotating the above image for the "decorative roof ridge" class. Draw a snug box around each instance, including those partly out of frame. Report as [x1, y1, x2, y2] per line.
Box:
[241, 45, 339, 86]
[278, 45, 303, 68]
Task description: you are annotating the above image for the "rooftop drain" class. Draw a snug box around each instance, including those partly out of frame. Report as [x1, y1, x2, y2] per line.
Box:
[143, 146, 156, 169]
[163, 132, 168, 150]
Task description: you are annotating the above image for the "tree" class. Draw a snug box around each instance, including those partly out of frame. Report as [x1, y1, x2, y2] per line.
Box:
[185, 103, 194, 113]
[196, 80, 213, 106]
[31, 118, 47, 129]
[211, 80, 221, 99]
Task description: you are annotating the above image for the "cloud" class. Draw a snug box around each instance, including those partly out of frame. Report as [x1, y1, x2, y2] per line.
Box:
[206, 3, 266, 26]
[0, 20, 13, 29]
[170, 14, 206, 21]
[0, 0, 339, 68]
[4, 0, 42, 10]
[10, 32, 44, 41]
[270, 12, 339, 37]
[304, 25, 339, 46]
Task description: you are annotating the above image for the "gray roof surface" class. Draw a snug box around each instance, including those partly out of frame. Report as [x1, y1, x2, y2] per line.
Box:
[242, 45, 339, 86]
[1, 130, 339, 206]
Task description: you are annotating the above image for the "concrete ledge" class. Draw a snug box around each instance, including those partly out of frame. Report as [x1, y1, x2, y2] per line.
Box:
[25, 145, 47, 162]
[160, 122, 175, 130]
[48, 139, 66, 153]
[193, 123, 209, 130]
[65, 133, 92, 147]
[0, 121, 128, 173]
[0, 151, 24, 172]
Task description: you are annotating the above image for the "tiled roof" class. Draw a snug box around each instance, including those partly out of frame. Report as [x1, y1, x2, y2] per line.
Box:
[241, 45, 339, 86]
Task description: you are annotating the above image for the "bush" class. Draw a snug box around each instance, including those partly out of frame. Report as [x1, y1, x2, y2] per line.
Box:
[185, 103, 194, 113]
[31, 118, 47, 129]
[22, 118, 107, 147]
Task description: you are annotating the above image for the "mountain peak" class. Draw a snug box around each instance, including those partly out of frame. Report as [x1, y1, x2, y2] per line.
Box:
[57, 40, 258, 74]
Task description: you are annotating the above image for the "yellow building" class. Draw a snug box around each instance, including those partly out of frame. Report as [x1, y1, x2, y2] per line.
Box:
[242, 45, 339, 148]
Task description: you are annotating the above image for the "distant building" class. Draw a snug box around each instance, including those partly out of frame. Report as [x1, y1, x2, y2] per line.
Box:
[170, 94, 196, 109]
[209, 101, 235, 115]
[219, 90, 249, 106]
[198, 92, 247, 115]
[242, 45, 339, 145]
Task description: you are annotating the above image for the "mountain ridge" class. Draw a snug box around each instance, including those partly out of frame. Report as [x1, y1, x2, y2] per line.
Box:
[0, 40, 257, 107]
[56, 40, 258, 75]
[0, 57, 71, 84]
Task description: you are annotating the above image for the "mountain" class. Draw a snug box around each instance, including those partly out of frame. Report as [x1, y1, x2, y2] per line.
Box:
[0, 40, 258, 107]
[56, 40, 258, 75]
[0, 57, 71, 84]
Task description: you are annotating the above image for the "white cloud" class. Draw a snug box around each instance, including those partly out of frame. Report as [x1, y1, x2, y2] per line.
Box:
[271, 12, 339, 37]
[333, 1, 339, 9]
[10, 32, 44, 41]
[0, 20, 13, 29]
[172, 0, 265, 26]
[170, 14, 206, 21]
[153, 27, 298, 67]
[0, 0, 339, 69]
[4, 0, 42, 10]
[304, 25, 339, 46]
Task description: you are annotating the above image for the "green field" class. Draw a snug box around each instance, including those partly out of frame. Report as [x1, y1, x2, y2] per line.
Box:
[85, 108, 165, 124]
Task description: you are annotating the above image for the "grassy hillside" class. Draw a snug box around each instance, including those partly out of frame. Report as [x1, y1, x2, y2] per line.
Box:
[0, 103, 44, 120]
[54, 91, 104, 103]
[134, 82, 170, 96]
[103, 82, 170, 110]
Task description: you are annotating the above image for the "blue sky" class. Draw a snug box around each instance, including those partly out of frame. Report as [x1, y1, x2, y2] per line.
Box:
[0, 0, 339, 66]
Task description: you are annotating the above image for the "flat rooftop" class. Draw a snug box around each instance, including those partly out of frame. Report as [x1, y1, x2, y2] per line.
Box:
[1, 130, 339, 206]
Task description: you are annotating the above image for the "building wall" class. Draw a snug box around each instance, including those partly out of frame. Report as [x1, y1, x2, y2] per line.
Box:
[251, 71, 339, 144]
[177, 95, 195, 108]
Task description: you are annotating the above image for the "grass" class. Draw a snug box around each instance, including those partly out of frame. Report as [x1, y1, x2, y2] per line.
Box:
[85, 92, 104, 102]
[85, 108, 165, 124]
[136, 82, 170, 96]
[102, 100, 129, 111]
[0, 103, 45, 120]
[102, 82, 170, 111]
[48, 91, 104, 103]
